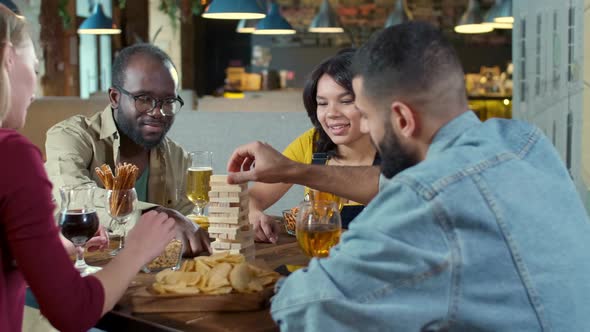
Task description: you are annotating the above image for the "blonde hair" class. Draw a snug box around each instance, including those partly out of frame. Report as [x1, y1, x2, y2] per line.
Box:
[0, 4, 27, 122]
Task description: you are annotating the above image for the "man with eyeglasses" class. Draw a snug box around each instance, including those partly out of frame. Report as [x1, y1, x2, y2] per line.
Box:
[45, 43, 210, 256]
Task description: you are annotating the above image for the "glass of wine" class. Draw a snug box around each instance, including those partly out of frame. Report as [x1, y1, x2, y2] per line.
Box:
[106, 188, 137, 256]
[185, 151, 213, 230]
[296, 200, 342, 258]
[59, 183, 101, 276]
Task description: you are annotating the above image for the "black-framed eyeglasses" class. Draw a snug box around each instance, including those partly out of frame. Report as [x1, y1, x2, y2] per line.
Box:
[114, 85, 184, 116]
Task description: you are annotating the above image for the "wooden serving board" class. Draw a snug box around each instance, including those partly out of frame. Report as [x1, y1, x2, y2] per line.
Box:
[129, 284, 274, 313]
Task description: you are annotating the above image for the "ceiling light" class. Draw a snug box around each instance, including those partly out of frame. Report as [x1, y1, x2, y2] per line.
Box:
[202, 0, 266, 20]
[454, 0, 494, 34]
[253, 3, 296, 35]
[309, 0, 343, 33]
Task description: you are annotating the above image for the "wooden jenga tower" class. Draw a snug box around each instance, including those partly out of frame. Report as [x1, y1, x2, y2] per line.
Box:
[207, 175, 255, 261]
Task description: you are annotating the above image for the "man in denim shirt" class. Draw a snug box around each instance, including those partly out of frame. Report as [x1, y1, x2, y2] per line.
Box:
[227, 22, 590, 331]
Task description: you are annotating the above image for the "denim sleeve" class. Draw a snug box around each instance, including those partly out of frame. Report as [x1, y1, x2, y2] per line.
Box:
[270, 181, 454, 331]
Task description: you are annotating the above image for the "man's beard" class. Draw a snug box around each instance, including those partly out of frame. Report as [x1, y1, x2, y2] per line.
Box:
[115, 108, 171, 149]
[378, 120, 418, 179]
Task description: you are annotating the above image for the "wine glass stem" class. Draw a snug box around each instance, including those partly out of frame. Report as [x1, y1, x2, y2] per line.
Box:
[119, 227, 126, 249]
[74, 245, 88, 270]
[195, 205, 205, 216]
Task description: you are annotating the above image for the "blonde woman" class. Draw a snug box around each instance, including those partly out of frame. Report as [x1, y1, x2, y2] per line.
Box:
[0, 5, 176, 331]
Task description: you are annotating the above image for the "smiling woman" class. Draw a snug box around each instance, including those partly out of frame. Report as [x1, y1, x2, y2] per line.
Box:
[247, 49, 380, 244]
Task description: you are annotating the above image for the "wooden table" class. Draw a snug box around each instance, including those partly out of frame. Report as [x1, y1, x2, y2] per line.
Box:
[89, 230, 308, 332]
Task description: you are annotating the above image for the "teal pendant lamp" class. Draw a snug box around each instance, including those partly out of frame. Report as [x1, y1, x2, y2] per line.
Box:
[485, 0, 513, 26]
[78, 2, 121, 35]
[237, 19, 260, 33]
[454, 0, 494, 34]
[384, 0, 413, 28]
[253, 3, 296, 35]
[309, 0, 343, 33]
[202, 0, 266, 20]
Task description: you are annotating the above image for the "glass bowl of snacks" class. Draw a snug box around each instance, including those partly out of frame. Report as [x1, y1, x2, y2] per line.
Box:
[142, 239, 184, 273]
[282, 207, 297, 236]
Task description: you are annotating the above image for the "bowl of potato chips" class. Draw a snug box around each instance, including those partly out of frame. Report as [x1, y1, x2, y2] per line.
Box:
[152, 252, 280, 296]
[130, 252, 281, 313]
[142, 239, 183, 273]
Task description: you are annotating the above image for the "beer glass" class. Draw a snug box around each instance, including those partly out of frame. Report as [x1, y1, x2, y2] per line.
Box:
[59, 183, 101, 276]
[296, 200, 342, 258]
[186, 151, 213, 227]
[306, 189, 344, 211]
[106, 188, 137, 256]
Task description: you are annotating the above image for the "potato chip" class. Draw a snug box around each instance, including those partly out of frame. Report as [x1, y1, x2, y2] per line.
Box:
[195, 260, 212, 274]
[170, 287, 200, 295]
[249, 264, 277, 278]
[155, 269, 174, 283]
[257, 275, 277, 287]
[218, 255, 245, 264]
[205, 262, 232, 289]
[165, 272, 200, 286]
[229, 262, 253, 293]
[152, 282, 167, 294]
[247, 279, 263, 292]
[161, 283, 188, 293]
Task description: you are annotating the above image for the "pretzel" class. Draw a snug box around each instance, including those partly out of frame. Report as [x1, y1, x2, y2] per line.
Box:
[95, 163, 140, 217]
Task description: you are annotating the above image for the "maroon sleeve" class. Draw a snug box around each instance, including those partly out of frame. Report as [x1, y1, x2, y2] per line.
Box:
[0, 132, 105, 332]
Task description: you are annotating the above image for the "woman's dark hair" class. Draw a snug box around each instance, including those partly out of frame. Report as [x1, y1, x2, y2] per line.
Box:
[302, 48, 355, 155]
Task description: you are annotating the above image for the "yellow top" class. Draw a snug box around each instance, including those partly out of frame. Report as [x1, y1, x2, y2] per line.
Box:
[282, 128, 361, 206]
[282, 127, 316, 165]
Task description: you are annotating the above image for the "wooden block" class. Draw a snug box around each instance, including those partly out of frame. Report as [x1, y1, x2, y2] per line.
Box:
[209, 185, 246, 193]
[210, 233, 254, 245]
[218, 192, 228, 198]
[208, 192, 219, 198]
[208, 206, 248, 219]
[208, 223, 252, 235]
[210, 175, 228, 183]
[208, 206, 240, 216]
[210, 196, 244, 204]
[211, 240, 231, 250]
[212, 243, 255, 256]
[208, 221, 248, 229]
[207, 223, 240, 229]
[208, 216, 247, 225]
[209, 227, 254, 241]
[211, 239, 254, 250]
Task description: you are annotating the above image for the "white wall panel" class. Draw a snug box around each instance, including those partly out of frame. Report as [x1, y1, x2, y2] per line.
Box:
[513, 0, 586, 204]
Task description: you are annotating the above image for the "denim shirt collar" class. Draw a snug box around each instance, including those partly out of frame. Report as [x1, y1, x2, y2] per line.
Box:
[377, 111, 479, 191]
[426, 111, 480, 158]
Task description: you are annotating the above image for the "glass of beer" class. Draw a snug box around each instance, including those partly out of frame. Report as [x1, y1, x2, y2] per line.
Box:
[186, 151, 213, 228]
[306, 189, 344, 211]
[296, 200, 342, 258]
[59, 183, 101, 276]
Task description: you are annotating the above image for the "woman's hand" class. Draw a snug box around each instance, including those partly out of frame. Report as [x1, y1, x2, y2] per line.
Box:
[60, 225, 109, 256]
[249, 209, 280, 244]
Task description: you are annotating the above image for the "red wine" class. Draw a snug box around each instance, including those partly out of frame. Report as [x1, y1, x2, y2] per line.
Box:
[60, 211, 99, 246]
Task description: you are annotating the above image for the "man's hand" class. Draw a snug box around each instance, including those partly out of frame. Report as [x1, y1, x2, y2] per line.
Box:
[227, 141, 297, 185]
[249, 209, 280, 244]
[154, 207, 211, 256]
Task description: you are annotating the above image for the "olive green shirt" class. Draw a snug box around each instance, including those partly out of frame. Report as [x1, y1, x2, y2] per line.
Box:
[45, 106, 194, 227]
